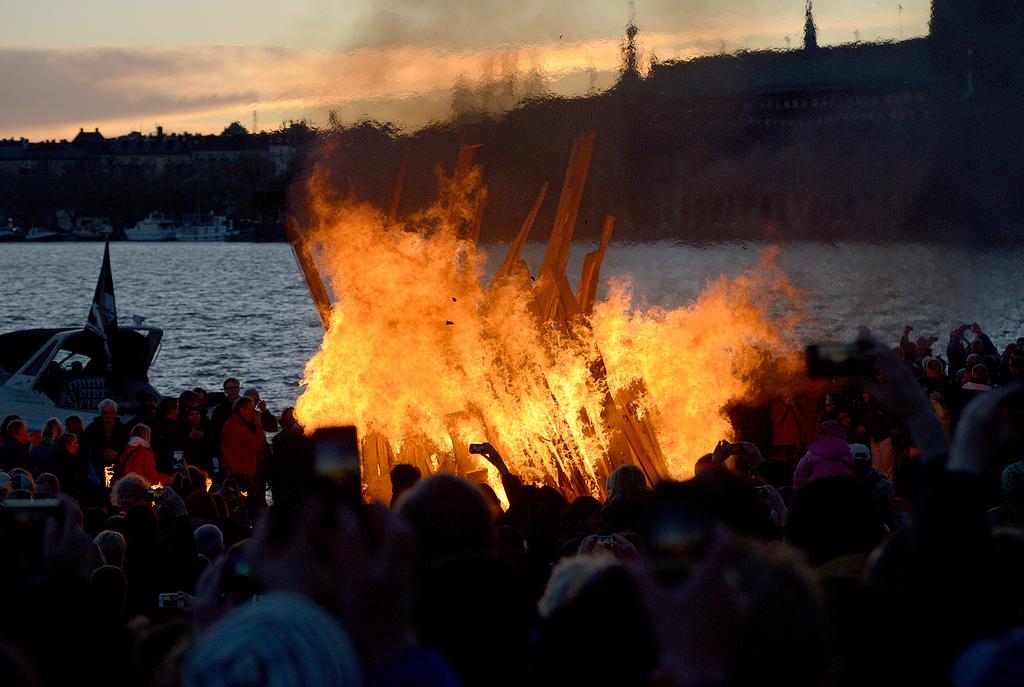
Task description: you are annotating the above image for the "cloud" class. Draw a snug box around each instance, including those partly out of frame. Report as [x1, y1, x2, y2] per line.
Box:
[0, 0, 930, 140]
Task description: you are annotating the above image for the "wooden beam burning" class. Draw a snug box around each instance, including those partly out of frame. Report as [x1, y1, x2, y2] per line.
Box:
[285, 216, 333, 329]
[577, 215, 616, 316]
[492, 183, 548, 288]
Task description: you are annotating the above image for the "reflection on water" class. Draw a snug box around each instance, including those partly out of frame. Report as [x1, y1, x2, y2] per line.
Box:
[1, 242, 1021, 409]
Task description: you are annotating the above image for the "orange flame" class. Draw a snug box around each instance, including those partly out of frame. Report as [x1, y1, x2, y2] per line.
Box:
[294, 158, 800, 502]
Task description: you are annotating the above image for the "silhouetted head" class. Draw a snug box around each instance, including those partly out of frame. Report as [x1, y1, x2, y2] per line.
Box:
[534, 560, 657, 687]
[185, 404, 203, 427]
[278, 406, 297, 430]
[194, 523, 225, 561]
[562, 495, 602, 534]
[396, 474, 494, 567]
[34, 472, 60, 498]
[606, 465, 649, 502]
[98, 399, 118, 428]
[222, 377, 241, 401]
[94, 529, 127, 568]
[129, 423, 151, 443]
[40, 417, 63, 444]
[90, 564, 127, 617]
[786, 476, 885, 567]
[110, 473, 151, 511]
[970, 364, 990, 385]
[177, 390, 197, 414]
[64, 415, 84, 435]
[157, 397, 178, 421]
[0, 415, 20, 437]
[6, 420, 28, 446]
[233, 396, 256, 422]
[389, 463, 422, 505]
[693, 452, 721, 476]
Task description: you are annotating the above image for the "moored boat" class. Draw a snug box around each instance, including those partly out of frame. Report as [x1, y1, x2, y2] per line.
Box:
[24, 227, 66, 241]
[175, 214, 238, 241]
[124, 212, 177, 241]
[0, 242, 163, 429]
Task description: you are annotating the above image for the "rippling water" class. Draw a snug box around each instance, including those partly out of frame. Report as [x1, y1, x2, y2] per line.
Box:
[1, 242, 1022, 413]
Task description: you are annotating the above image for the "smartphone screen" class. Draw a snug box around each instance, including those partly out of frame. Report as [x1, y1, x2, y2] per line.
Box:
[311, 426, 361, 504]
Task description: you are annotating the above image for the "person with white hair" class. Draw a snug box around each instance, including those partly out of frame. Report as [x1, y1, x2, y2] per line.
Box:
[182, 592, 362, 687]
[110, 473, 151, 512]
[84, 398, 129, 478]
[194, 524, 224, 562]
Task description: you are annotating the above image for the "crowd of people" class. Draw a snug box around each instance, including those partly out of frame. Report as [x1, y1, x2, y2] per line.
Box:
[0, 325, 1022, 687]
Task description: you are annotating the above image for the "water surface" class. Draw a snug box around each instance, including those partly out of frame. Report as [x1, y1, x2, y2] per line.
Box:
[1, 242, 1021, 412]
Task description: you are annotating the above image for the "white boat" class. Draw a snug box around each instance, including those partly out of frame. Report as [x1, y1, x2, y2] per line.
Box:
[124, 212, 178, 241]
[0, 326, 164, 430]
[175, 214, 238, 241]
[0, 244, 163, 429]
[25, 227, 66, 241]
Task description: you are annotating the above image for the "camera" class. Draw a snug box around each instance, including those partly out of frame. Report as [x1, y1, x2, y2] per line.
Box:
[805, 341, 872, 378]
[157, 593, 189, 609]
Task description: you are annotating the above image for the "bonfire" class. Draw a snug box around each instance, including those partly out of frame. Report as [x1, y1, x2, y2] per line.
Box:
[289, 133, 800, 503]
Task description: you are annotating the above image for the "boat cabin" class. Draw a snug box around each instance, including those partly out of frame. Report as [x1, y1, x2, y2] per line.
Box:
[0, 327, 162, 428]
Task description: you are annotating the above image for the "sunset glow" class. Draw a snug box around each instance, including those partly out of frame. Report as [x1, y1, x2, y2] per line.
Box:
[1, 0, 929, 140]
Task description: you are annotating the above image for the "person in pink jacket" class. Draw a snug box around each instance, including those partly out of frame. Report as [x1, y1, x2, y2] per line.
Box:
[793, 420, 855, 489]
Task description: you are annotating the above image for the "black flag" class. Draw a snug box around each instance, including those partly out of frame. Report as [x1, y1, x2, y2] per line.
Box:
[85, 240, 118, 371]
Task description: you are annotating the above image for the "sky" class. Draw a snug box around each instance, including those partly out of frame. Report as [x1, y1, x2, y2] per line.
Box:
[0, 0, 931, 140]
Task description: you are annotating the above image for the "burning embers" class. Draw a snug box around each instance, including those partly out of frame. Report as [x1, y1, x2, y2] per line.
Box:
[292, 134, 798, 502]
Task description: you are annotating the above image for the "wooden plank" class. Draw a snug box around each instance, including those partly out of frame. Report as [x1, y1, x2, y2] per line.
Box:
[539, 135, 579, 275]
[492, 183, 548, 286]
[541, 132, 596, 277]
[284, 216, 333, 329]
[361, 432, 395, 502]
[577, 215, 616, 315]
[552, 267, 583, 320]
[613, 383, 671, 483]
[397, 434, 439, 478]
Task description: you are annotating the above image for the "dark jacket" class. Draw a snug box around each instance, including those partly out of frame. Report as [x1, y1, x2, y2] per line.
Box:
[0, 439, 33, 473]
[182, 420, 216, 473]
[83, 417, 129, 475]
[151, 415, 184, 475]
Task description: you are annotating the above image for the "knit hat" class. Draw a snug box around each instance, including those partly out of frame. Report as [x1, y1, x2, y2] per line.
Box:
[848, 443, 871, 461]
[816, 420, 847, 441]
[10, 473, 34, 491]
[182, 592, 361, 687]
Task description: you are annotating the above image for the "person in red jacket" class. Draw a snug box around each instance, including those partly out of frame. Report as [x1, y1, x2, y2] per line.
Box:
[117, 424, 171, 486]
[219, 397, 266, 485]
